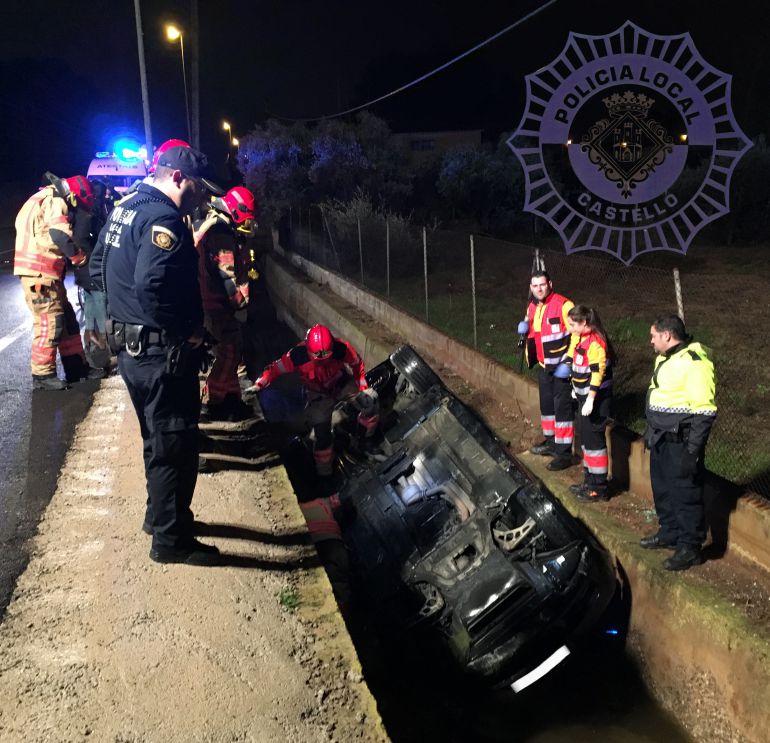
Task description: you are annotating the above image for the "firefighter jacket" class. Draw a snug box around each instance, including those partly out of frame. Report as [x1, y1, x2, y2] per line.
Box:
[565, 331, 613, 396]
[526, 292, 574, 368]
[644, 341, 717, 453]
[89, 183, 203, 342]
[193, 211, 249, 313]
[14, 186, 87, 281]
[258, 339, 367, 394]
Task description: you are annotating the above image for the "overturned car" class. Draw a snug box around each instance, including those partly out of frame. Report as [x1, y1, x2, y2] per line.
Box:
[329, 346, 617, 688]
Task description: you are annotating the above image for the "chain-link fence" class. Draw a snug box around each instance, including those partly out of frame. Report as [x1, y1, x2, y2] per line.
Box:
[287, 204, 770, 499]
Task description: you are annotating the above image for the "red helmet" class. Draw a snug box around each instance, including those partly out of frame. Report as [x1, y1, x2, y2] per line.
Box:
[63, 175, 95, 212]
[306, 325, 334, 359]
[222, 187, 256, 224]
[149, 138, 191, 174]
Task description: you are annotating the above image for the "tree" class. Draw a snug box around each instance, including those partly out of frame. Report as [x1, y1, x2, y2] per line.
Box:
[236, 119, 311, 226]
[436, 138, 524, 231]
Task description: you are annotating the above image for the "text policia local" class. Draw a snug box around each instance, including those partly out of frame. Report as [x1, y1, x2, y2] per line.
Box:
[554, 65, 702, 126]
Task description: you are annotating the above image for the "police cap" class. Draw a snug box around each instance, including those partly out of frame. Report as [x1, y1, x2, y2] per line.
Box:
[156, 146, 224, 195]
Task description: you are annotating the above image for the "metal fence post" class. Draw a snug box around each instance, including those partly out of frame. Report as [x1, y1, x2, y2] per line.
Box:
[673, 267, 685, 322]
[358, 217, 364, 285]
[470, 234, 477, 349]
[423, 226, 429, 321]
[386, 219, 391, 298]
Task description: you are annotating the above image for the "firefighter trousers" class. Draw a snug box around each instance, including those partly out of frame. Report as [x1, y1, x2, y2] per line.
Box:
[20, 277, 85, 378]
[202, 308, 242, 405]
[650, 435, 706, 547]
[538, 367, 574, 455]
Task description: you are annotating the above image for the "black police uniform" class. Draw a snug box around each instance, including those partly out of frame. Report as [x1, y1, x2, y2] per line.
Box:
[90, 182, 203, 551]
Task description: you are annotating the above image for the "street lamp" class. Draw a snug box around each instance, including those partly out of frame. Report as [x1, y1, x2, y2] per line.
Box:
[166, 24, 191, 142]
[222, 120, 233, 147]
[232, 137, 239, 148]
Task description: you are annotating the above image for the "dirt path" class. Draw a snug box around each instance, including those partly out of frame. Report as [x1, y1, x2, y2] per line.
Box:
[0, 376, 385, 743]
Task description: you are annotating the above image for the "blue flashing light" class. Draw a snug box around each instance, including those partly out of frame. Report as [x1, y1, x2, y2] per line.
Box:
[95, 151, 111, 159]
[605, 629, 619, 635]
[113, 137, 143, 163]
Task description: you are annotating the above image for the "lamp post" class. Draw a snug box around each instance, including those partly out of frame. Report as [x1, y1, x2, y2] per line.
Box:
[166, 24, 191, 143]
[223, 120, 233, 147]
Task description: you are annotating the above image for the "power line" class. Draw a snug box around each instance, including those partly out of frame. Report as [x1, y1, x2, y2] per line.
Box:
[272, 0, 561, 123]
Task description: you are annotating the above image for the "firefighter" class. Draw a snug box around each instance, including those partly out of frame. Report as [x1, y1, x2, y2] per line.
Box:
[250, 325, 378, 476]
[641, 315, 717, 571]
[194, 186, 257, 422]
[564, 305, 615, 502]
[519, 270, 575, 470]
[90, 142, 222, 566]
[14, 173, 98, 389]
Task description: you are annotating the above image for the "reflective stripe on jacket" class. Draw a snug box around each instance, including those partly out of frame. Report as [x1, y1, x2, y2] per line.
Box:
[14, 187, 70, 280]
[566, 331, 612, 395]
[526, 292, 574, 367]
[645, 341, 717, 452]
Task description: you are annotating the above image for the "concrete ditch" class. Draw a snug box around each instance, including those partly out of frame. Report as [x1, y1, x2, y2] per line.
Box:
[265, 242, 770, 743]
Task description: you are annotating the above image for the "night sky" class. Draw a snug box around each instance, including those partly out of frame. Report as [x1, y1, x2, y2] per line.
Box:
[1, 0, 768, 188]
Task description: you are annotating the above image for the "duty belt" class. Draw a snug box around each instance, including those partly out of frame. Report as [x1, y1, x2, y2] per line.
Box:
[107, 321, 169, 357]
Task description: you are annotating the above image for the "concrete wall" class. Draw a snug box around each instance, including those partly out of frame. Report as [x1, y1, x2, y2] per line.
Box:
[265, 243, 770, 742]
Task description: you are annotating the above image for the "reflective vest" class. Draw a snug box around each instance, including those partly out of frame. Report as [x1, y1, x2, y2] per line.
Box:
[645, 341, 717, 451]
[527, 292, 573, 367]
[566, 331, 612, 395]
[14, 187, 71, 280]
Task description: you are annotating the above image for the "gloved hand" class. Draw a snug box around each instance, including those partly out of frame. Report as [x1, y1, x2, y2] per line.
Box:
[571, 389, 577, 400]
[517, 320, 530, 335]
[581, 396, 594, 416]
[553, 362, 571, 379]
[71, 251, 88, 267]
[234, 309, 248, 323]
[245, 377, 267, 396]
[680, 450, 699, 478]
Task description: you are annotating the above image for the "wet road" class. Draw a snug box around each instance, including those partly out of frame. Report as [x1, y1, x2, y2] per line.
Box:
[0, 268, 97, 619]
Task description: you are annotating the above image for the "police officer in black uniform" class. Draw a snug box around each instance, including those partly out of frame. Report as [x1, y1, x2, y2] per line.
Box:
[90, 142, 222, 565]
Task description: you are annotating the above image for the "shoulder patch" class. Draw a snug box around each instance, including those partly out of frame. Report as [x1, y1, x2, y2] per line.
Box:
[688, 350, 701, 361]
[151, 224, 178, 251]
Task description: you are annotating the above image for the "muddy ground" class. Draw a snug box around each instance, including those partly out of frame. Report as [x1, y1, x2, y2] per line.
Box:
[0, 376, 385, 743]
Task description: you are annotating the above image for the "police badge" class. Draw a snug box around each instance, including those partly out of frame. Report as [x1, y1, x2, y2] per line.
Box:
[151, 225, 177, 251]
[508, 22, 751, 263]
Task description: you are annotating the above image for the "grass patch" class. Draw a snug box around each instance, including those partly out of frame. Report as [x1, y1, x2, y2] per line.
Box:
[277, 585, 301, 613]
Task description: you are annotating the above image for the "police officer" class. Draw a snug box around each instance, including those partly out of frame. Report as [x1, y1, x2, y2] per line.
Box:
[90, 141, 222, 565]
[642, 315, 717, 571]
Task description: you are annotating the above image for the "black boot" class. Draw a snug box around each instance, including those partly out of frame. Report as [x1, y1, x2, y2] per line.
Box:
[530, 439, 556, 456]
[663, 545, 703, 571]
[32, 374, 67, 391]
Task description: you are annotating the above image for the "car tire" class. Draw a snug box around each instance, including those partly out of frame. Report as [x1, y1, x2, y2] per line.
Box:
[389, 345, 442, 394]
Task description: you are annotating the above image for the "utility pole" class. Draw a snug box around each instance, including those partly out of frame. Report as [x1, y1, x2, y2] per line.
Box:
[191, 0, 200, 149]
[133, 0, 153, 156]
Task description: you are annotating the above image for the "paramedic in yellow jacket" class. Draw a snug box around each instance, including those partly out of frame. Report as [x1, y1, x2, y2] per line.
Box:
[564, 306, 614, 502]
[14, 174, 94, 390]
[642, 315, 717, 572]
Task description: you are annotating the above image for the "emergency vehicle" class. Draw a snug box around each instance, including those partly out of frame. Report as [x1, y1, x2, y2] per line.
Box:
[86, 152, 147, 193]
